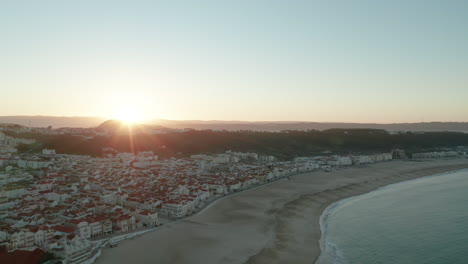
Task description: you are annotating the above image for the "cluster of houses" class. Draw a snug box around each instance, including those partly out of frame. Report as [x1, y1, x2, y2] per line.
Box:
[412, 150, 466, 159]
[0, 147, 398, 263]
[0, 132, 35, 155]
[1, 128, 467, 263]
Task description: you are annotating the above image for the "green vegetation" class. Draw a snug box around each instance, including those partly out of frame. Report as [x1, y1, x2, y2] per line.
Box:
[3, 180, 33, 190]
[7, 129, 468, 160]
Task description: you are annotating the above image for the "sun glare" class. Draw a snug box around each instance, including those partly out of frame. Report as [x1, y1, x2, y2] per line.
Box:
[113, 104, 144, 124]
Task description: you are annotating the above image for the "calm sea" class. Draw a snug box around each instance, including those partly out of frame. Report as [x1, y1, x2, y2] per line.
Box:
[318, 169, 468, 264]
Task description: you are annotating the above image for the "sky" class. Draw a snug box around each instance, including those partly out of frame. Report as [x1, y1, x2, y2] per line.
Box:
[1, 0, 468, 123]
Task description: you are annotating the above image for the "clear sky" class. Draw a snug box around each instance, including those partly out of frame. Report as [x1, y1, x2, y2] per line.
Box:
[1, 0, 468, 123]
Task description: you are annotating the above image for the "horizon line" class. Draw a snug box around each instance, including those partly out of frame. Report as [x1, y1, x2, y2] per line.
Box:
[1, 115, 468, 125]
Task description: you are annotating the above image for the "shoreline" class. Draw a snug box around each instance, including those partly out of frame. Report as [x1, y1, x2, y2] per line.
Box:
[95, 158, 468, 264]
[315, 167, 468, 264]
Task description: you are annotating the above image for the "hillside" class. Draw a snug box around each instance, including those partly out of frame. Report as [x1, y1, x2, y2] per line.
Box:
[2, 116, 468, 133]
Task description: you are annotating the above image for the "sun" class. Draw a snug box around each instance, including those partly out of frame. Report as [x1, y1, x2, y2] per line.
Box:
[113, 104, 144, 124]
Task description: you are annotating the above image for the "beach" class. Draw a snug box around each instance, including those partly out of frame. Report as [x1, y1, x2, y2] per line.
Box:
[94, 159, 468, 264]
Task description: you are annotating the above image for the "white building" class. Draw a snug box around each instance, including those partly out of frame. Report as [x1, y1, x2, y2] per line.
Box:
[259, 155, 275, 163]
[18, 158, 51, 169]
[132, 210, 159, 228]
[161, 201, 189, 218]
[369, 153, 393, 162]
[351, 155, 372, 165]
[412, 151, 460, 159]
[212, 154, 231, 164]
[42, 149, 56, 155]
[62, 237, 93, 264]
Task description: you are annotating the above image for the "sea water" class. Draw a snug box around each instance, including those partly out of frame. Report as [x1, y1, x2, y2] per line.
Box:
[319, 169, 468, 264]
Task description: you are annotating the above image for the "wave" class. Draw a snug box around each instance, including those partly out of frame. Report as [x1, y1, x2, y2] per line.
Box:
[317, 196, 351, 264]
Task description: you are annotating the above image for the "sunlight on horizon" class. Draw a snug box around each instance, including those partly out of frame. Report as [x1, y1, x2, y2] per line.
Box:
[1, 1, 468, 123]
[112, 104, 145, 124]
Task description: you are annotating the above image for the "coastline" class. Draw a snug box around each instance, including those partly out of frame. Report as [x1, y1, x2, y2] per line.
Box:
[316, 166, 468, 264]
[94, 158, 468, 264]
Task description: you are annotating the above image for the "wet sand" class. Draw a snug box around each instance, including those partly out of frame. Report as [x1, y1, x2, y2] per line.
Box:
[95, 159, 468, 264]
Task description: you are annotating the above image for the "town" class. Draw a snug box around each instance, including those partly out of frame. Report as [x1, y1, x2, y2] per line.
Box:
[0, 128, 466, 264]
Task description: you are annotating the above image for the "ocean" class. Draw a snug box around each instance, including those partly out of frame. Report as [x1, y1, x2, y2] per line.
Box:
[318, 168, 468, 264]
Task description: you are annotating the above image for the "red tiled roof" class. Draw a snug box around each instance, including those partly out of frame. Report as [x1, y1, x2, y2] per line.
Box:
[0, 247, 46, 264]
[52, 225, 74, 234]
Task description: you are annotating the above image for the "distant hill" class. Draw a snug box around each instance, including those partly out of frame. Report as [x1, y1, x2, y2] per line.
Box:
[1, 116, 468, 133]
[96, 119, 127, 130]
[0, 116, 106, 128]
[96, 119, 170, 134]
[152, 120, 468, 133]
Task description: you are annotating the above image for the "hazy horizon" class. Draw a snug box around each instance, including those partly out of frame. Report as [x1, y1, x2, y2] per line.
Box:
[2, 1, 468, 123]
[3, 114, 468, 124]
[4, 115, 468, 134]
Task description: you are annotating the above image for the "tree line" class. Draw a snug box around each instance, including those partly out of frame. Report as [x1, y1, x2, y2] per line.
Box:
[8, 129, 468, 160]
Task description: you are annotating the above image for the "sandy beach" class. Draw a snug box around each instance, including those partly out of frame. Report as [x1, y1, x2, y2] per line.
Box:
[94, 159, 468, 264]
